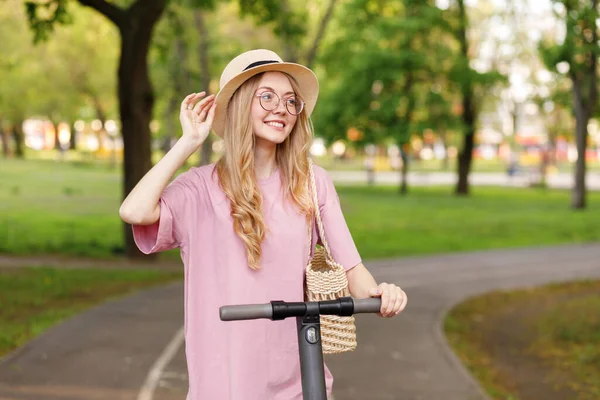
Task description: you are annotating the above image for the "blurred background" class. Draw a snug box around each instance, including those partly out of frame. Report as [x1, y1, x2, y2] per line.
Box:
[1, 0, 600, 399]
[2, 0, 600, 258]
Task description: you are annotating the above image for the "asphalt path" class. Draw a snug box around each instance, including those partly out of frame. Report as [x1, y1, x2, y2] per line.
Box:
[1, 243, 599, 400]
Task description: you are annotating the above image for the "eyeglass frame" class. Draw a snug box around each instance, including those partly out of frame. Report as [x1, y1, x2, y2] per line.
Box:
[254, 90, 305, 116]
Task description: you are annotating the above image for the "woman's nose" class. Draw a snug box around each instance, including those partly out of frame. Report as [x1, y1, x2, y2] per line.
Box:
[272, 99, 287, 114]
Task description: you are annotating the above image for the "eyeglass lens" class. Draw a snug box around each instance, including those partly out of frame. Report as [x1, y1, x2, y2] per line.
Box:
[258, 91, 304, 115]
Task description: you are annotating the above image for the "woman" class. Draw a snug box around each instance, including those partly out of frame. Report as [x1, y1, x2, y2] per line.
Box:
[119, 49, 407, 400]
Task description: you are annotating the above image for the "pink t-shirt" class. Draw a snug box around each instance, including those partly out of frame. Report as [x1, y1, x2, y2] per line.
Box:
[132, 163, 361, 400]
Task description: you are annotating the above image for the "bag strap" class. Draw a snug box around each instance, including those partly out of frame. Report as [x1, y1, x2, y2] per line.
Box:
[307, 158, 334, 261]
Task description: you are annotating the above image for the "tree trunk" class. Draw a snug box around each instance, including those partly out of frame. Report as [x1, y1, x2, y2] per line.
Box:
[569, 3, 597, 209]
[52, 120, 62, 151]
[548, 114, 558, 166]
[399, 147, 409, 195]
[70, 121, 77, 150]
[118, 3, 167, 259]
[571, 81, 589, 209]
[195, 10, 213, 166]
[1, 118, 9, 157]
[93, 96, 108, 152]
[456, 121, 474, 195]
[12, 119, 25, 158]
[455, 0, 475, 196]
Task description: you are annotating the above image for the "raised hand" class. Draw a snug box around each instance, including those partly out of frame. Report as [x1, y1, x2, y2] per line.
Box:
[179, 91, 217, 148]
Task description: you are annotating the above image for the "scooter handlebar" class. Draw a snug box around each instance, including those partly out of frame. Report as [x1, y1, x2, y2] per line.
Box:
[219, 297, 382, 321]
[352, 297, 382, 314]
[220, 304, 273, 321]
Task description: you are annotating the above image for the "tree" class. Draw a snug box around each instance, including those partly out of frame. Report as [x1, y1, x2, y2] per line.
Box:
[26, 0, 171, 258]
[267, 0, 339, 69]
[315, 0, 456, 193]
[540, 0, 599, 209]
[41, 4, 119, 153]
[0, 1, 46, 158]
[452, 0, 488, 195]
[25, 0, 296, 258]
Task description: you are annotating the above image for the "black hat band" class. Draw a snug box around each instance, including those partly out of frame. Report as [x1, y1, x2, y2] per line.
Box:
[243, 60, 280, 71]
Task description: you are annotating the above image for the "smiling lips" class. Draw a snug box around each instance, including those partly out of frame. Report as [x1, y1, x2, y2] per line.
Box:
[264, 121, 285, 130]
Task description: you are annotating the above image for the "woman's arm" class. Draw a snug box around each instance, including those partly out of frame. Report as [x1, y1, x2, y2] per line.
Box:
[346, 262, 408, 318]
[119, 92, 215, 225]
[119, 137, 199, 225]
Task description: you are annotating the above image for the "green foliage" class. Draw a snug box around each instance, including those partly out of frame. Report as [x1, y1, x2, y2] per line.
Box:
[1, 1, 119, 134]
[237, 0, 306, 48]
[25, 0, 71, 43]
[314, 0, 465, 148]
[539, 0, 599, 92]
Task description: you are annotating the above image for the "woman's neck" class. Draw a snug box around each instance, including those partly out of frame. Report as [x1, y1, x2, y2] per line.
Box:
[254, 138, 278, 180]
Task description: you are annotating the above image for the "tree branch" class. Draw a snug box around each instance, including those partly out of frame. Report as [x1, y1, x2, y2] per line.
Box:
[77, 0, 124, 28]
[305, 0, 338, 69]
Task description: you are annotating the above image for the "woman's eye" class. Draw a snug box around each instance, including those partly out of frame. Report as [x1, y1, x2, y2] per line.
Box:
[261, 93, 274, 101]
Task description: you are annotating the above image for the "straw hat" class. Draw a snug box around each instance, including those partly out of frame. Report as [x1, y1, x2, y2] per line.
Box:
[212, 49, 319, 137]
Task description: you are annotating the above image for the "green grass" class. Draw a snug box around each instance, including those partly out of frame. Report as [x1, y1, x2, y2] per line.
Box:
[530, 293, 600, 399]
[445, 280, 600, 400]
[339, 185, 600, 259]
[0, 267, 182, 358]
[2, 158, 600, 259]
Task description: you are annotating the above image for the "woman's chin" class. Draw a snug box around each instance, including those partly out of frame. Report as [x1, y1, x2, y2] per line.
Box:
[255, 130, 289, 145]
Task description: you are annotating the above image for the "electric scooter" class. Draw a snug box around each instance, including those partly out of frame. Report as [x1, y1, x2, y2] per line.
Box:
[220, 296, 382, 400]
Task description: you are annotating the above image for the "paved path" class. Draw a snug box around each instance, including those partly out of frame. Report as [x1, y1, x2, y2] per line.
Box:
[1, 243, 599, 400]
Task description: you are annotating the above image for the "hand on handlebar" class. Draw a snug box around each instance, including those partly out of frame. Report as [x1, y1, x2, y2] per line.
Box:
[368, 282, 408, 318]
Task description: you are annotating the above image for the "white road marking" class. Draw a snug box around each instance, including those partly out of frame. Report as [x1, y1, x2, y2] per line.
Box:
[138, 325, 185, 400]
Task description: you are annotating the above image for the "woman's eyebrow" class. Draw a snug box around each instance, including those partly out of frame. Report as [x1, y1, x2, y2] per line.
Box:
[257, 86, 295, 96]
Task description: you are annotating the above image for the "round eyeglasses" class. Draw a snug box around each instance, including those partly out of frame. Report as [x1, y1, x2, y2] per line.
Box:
[255, 91, 304, 116]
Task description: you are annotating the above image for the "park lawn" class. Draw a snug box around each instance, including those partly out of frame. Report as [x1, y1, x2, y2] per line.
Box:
[444, 280, 600, 400]
[3, 158, 600, 259]
[0, 267, 183, 359]
[340, 185, 600, 258]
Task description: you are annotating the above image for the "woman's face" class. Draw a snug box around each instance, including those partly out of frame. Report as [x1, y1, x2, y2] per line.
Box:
[250, 72, 299, 145]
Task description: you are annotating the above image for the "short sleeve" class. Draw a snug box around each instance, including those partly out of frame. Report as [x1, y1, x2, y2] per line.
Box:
[312, 165, 362, 271]
[132, 170, 200, 254]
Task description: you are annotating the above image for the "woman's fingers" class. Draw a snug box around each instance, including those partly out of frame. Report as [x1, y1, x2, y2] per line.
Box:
[385, 285, 397, 316]
[205, 102, 217, 126]
[398, 288, 408, 313]
[181, 92, 205, 113]
[391, 287, 404, 316]
[379, 283, 389, 315]
[193, 93, 215, 115]
[374, 283, 408, 317]
[197, 97, 215, 122]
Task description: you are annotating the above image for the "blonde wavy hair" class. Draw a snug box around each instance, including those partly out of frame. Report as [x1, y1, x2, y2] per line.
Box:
[215, 72, 314, 270]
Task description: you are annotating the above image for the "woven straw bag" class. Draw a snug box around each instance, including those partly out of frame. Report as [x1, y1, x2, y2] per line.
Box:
[305, 158, 357, 354]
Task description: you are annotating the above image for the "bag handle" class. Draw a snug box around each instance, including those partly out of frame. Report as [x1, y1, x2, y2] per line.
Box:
[307, 158, 334, 261]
